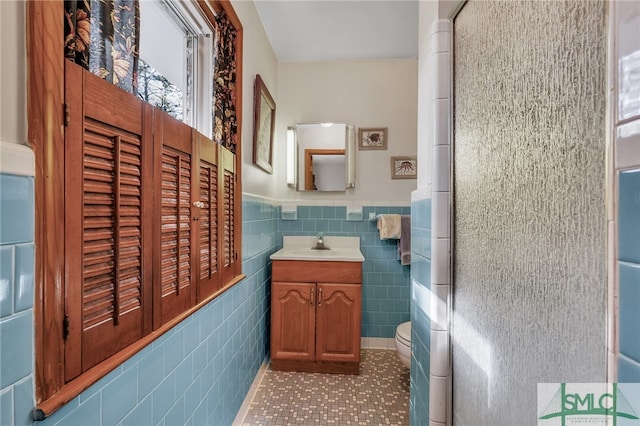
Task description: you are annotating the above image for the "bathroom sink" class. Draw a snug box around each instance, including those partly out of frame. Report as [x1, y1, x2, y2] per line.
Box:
[270, 236, 364, 262]
[291, 248, 348, 257]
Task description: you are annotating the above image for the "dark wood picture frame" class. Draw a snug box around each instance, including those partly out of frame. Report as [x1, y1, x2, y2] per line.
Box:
[252, 74, 275, 174]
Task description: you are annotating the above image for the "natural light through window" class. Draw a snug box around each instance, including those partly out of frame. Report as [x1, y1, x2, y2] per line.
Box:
[138, 0, 214, 135]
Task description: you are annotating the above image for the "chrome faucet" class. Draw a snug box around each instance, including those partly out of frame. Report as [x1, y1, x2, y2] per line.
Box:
[312, 232, 330, 250]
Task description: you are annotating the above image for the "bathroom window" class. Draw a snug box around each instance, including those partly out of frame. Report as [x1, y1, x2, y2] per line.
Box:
[137, 0, 215, 133]
[28, 0, 243, 416]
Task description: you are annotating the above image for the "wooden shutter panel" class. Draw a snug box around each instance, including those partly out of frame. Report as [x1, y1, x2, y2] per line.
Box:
[64, 62, 152, 380]
[219, 145, 238, 285]
[154, 111, 197, 327]
[195, 133, 220, 300]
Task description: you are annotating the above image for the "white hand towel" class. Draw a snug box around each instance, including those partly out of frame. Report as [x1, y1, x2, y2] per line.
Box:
[377, 214, 401, 239]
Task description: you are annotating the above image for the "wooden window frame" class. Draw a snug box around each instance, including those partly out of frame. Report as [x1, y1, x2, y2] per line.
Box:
[27, 0, 243, 418]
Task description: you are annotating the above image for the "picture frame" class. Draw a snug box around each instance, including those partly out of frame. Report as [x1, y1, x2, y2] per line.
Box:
[252, 74, 276, 174]
[358, 127, 387, 150]
[391, 156, 417, 179]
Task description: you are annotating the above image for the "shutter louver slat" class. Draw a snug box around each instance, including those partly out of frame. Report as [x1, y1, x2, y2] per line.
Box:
[200, 167, 210, 280]
[199, 162, 218, 281]
[157, 122, 194, 323]
[82, 123, 116, 330]
[161, 149, 180, 299]
[79, 116, 144, 366]
[219, 146, 237, 286]
[178, 152, 191, 294]
[81, 124, 144, 331]
[223, 170, 234, 267]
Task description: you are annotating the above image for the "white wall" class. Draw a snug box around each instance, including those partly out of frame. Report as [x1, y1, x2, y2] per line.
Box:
[232, 0, 279, 200]
[0, 0, 27, 146]
[275, 59, 418, 204]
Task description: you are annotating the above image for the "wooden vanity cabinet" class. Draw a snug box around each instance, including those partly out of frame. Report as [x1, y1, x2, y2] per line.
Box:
[271, 260, 362, 374]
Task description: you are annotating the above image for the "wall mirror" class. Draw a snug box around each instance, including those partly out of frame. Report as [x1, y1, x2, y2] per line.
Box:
[288, 123, 355, 192]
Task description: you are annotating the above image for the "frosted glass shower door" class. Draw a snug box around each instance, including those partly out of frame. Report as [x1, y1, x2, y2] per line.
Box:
[451, 0, 608, 424]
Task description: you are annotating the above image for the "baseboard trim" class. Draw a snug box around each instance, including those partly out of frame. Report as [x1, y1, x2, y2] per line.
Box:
[232, 357, 269, 425]
[361, 337, 396, 350]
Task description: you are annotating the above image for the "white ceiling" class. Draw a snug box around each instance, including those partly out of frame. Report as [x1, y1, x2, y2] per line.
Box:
[253, 0, 420, 62]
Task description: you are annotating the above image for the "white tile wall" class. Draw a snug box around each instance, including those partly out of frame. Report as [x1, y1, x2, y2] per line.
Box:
[434, 99, 450, 147]
[615, 121, 640, 170]
[429, 19, 452, 426]
[610, 0, 640, 384]
[431, 192, 450, 239]
[428, 375, 448, 423]
[614, 0, 640, 123]
[431, 145, 450, 193]
[430, 284, 450, 332]
[430, 330, 450, 376]
[430, 239, 450, 285]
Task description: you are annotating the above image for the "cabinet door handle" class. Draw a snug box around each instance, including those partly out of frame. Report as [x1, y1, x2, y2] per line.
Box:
[318, 288, 323, 307]
[310, 288, 314, 306]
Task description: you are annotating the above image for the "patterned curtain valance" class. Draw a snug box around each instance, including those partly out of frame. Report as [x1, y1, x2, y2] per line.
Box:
[64, 0, 140, 94]
[213, 9, 238, 154]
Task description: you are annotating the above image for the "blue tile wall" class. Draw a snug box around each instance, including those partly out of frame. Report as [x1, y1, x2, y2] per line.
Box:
[618, 169, 640, 383]
[618, 170, 640, 265]
[14, 244, 34, 313]
[1, 387, 12, 426]
[410, 197, 431, 426]
[0, 312, 33, 388]
[619, 354, 640, 383]
[0, 174, 34, 245]
[619, 262, 640, 363]
[0, 245, 13, 317]
[1, 196, 276, 426]
[0, 172, 35, 426]
[277, 205, 411, 338]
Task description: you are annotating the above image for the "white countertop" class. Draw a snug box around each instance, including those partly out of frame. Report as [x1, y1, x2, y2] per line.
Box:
[270, 236, 364, 262]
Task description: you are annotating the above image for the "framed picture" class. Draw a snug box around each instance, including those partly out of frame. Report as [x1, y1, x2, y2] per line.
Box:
[252, 74, 276, 174]
[358, 127, 387, 150]
[391, 156, 417, 179]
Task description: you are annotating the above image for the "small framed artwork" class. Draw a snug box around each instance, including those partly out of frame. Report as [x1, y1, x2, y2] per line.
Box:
[358, 127, 387, 150]
[391, 156, 417, 179]
[252, 74, 276, 174]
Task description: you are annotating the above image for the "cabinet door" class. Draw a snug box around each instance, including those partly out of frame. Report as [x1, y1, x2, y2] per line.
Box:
[271, 282, 316, 361]
[315, 283, 361, 363]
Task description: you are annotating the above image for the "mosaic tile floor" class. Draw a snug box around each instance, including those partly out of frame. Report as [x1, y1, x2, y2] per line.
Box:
[241, 349, 409, 425]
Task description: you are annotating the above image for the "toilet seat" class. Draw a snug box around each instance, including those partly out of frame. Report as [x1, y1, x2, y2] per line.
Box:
[396, 321, 411, 346]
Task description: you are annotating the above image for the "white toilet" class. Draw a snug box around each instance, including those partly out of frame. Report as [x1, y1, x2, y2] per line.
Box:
[394, 321, 411, 369]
